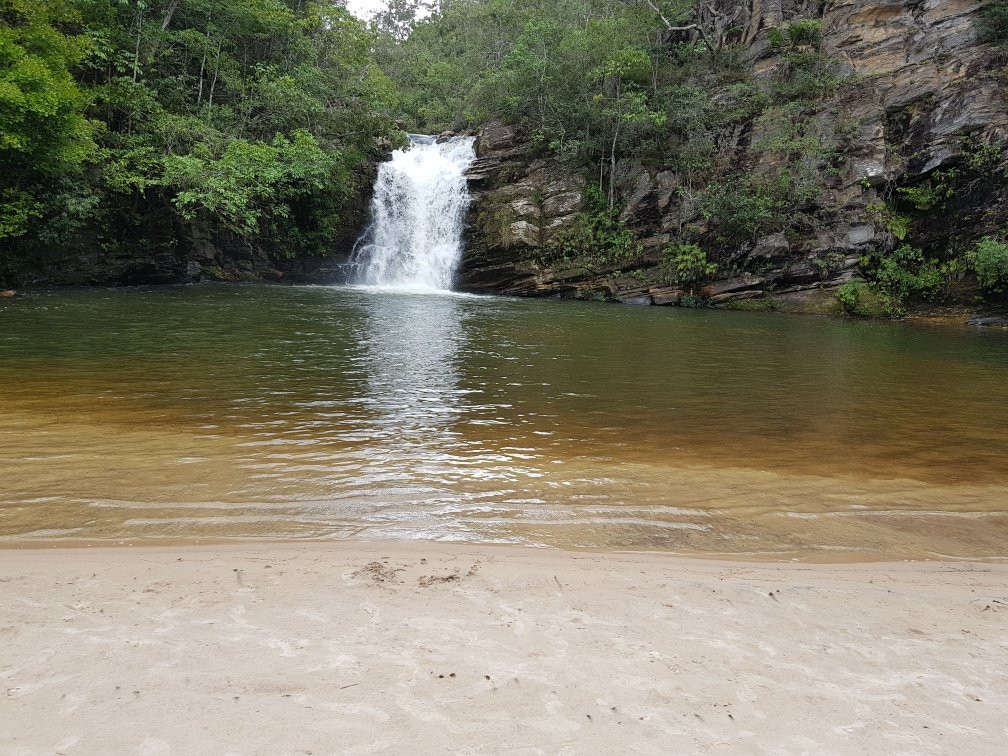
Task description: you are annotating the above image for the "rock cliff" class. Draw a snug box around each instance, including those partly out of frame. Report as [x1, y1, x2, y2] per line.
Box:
[457, 0, 1008, 315]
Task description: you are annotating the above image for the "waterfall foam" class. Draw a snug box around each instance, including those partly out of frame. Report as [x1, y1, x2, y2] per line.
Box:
[350, 134, 476, 291]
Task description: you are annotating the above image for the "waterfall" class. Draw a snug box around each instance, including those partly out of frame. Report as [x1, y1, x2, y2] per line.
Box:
[350, 134, 476, 291]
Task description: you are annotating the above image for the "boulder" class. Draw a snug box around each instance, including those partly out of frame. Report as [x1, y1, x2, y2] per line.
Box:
[475, 123, 516, 157]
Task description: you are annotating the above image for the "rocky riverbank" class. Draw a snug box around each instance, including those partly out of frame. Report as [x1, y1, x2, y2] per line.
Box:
[457, 0, 1008, 321]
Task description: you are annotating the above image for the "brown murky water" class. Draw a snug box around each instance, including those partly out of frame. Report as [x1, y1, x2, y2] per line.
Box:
[2, 285, 1006, 560]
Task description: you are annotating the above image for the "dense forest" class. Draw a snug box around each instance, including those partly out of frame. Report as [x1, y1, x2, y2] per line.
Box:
[2, 0, 1007, 313]
[1, 0, 401, 284]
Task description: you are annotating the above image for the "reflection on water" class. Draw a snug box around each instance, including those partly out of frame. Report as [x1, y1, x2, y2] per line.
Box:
[1, 284, 1007, 560]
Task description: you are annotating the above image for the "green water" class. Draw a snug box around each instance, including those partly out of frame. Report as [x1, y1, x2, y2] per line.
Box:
[2, 284, 1006, 559]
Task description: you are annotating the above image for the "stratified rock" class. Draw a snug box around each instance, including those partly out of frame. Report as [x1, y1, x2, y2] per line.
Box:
[457, 0, 1007, 318]
[649, 287, 684, 306]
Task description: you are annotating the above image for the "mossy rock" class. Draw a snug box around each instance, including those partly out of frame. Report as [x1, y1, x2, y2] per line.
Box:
[721, 298, 776, 312]
[834, 281, 889, 318]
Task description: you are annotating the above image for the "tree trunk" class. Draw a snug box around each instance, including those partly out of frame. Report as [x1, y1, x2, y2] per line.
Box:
[197, 51, 206, 105]
[609, 127, 618, 212]
[133, 10, 144, 82]
[608, 79, 621, 212]
[161, 0, 181, 31]
[206, 40, 222, 122]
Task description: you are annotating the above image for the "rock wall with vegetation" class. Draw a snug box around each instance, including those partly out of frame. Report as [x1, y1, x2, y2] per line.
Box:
[5, 0, 1006, 319]
[454, 0, 1008, 319]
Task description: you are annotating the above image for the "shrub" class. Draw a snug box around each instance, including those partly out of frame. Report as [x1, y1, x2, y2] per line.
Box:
[669, 243, 717, 290]
[967, 237, 1008, 293]
[860, 244, 948, 316]
[768, 20, 823, 50]
[962, 137, 1003, 173]
[835, 281, 865, 313]
[701, 175, 789, 241]
[895, 169, 959, 211]
[678, 293, 706, 309]
[542, 187, 641, 273]
[866, 202, 911, 240]
[835, 281, 887, 317]
[786, 19, 824, 48]
[776, 50, 843, 101]
[978, 1, 1008, 46]
[722, 298, 775, 312]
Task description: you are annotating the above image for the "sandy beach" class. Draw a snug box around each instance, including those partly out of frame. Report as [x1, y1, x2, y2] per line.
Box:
[1, 542, 1006, 754]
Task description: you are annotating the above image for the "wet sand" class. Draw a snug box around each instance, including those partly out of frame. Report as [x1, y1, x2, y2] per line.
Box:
[2, 542, 1006, 754]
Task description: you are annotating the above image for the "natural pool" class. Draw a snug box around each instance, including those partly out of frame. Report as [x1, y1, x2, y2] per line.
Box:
[2, 284, 1006, 560]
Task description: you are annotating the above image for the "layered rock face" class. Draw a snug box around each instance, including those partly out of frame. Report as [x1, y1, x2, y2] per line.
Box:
[458, 123, 589, 294]
[458, 0, 1008, 312]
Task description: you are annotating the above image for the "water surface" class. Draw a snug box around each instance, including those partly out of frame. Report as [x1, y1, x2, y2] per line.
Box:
[2, 285, 1007, 560]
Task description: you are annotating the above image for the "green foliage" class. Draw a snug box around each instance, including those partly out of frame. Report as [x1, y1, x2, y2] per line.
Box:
[967, 237, 1008, 293]
[0, 0, 95, 247]
[978, 1, 1008, 46]
[786, 20, 823, 48]
[764, 19, 841, 102]
[895, 170, 959, 211]
[668, 242, 716, 289]
[812, 251, 846, 278]
[774, 49, 843, 102]
[860, 244, 950, 316]
[0, 0, 93, 173]
[962, 136, 1004, 173]
[0, 188, 41, 240]
[701, 179, 782, 241]
[768, 19, 822, 51]
[702, 167, 819, 242]
[722, 298, 774, 312]
[379, 0, 672, 140]
[835, 281, 887, 317]
[541, 186, 641, 273]
[866, 202, 912, 240]
[677, 293, 706, 309]
[640, 241, 717, 289]
[835, 281, 864, 313]
[163, 131, 344, 238]
[767, 27, 787, 50]
[1, 0, 403, 282]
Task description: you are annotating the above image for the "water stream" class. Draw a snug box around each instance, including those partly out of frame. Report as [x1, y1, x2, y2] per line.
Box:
[350, 135, 476, 290]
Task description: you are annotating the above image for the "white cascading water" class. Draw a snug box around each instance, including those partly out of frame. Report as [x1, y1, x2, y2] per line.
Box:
[350, 134, 477, 291]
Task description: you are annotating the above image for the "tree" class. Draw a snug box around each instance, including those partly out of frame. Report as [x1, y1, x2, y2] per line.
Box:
[1, 0, 406, 284]
[591, 47, 666, 209]
[0, 0, 94, 241]
[372, 0, 435, 40]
